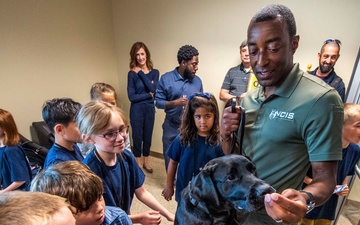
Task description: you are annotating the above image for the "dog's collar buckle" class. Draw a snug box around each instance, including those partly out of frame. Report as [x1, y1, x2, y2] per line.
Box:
[189, 194, 199, 207]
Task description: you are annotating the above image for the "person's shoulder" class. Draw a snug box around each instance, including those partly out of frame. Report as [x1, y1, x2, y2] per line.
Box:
[151, 68, 160, 74]
[3, 145, 24, 158]
[105, 206, 128, 215]
[122, 150, 136, 161]
[173, 134, 182, 143]
[333, 72, 345, 84]
[128, 70, 136, 76]
[82, 150, 96, 164]
[348, 143, 360, 153]
[192, 75, 203, 82]
[301, 72, 341, 97]
[3, 145, 22, 152]
[161, 69, 176, 77]
[228, 64, 241, 71]
[104, 206, 132, 225]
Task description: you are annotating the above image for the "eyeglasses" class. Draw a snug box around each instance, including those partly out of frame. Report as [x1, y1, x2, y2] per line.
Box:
[324, 39, 341, 46]
[187, 92, 212, 101]
[97, 125, 128, 141]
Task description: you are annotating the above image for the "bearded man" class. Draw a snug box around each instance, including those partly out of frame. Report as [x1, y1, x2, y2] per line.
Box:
[310, 39, 345, 102]
[155, 45, 203, 171]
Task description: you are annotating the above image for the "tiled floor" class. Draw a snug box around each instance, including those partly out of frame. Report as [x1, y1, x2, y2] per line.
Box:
[131, 156, 177, 225]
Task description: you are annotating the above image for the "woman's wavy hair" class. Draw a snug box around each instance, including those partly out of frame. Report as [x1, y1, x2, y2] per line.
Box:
[129, 42, 153, 70]
[179, 93, 220, 146]
[0, 109, 20, 146]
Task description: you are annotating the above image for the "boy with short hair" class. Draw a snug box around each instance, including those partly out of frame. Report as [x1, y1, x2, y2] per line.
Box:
[42, 98, 84, 168]
[300, 103, 360, 225]
[0, 191, 75, 225]
[30, 160, 132, 225]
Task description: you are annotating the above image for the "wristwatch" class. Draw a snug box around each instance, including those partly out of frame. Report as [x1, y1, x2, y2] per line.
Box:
[299, 190, 315, 214]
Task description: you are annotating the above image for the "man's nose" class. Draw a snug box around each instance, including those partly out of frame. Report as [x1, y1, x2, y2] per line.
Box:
[257, 51, 269, 67]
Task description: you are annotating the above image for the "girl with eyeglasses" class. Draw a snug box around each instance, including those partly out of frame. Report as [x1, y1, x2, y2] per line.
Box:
[77, 101, 174, 225]
[162, 93, 224, 203]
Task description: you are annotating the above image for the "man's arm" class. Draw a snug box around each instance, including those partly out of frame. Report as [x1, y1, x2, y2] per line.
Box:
[219, 89, 235, 103]
[165, 97, 187, 109]
[304, 161, 337, 206]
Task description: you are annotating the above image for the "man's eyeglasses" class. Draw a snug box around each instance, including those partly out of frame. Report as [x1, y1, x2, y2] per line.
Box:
[97, 125, 128, 141]
[324, 39, 341, 46]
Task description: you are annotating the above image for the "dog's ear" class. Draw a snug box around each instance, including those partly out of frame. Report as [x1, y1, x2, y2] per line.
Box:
[191, 163, 221, 207]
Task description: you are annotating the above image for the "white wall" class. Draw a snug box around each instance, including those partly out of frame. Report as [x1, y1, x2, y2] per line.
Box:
[0, 0, 359, 155]
[0, 0, 118, 139]
[112, 0, 360, 154]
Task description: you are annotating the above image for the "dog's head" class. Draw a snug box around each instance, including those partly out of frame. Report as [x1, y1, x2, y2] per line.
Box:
[190, 154, 275, 212]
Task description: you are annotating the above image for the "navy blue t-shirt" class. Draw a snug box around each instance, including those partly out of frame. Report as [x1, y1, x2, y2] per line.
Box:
[83, 150, 145, 214]
[44, 143, 84, 169]
[0, 145, 31, 191]
[167, 134, 224, 202]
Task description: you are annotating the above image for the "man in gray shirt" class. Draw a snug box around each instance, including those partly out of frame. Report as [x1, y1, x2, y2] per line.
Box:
[219, 40, 251, 103]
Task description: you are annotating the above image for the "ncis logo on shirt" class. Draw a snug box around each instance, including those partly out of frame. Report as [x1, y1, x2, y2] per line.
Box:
[269, 109, 294, 121]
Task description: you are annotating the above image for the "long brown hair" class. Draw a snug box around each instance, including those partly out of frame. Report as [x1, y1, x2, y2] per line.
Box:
[0, 109, 20, 146]
[129, 42, 153, 70]
[179, 93, 220, 146]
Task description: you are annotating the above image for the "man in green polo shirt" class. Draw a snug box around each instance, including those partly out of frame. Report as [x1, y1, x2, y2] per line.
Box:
[220, 4, 343, 225]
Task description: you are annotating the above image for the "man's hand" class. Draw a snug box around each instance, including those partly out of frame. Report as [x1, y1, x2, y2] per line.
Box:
[221, 106, 242, 154]
[132, 66, 142, 73]
[221, 106, 241, 135]
[173, 97, 187, 107]
[264, 189, 308, 224]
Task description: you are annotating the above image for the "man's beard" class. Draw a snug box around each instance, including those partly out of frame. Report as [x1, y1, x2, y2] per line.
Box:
[319, 63, 334, 74]
[183, 67, 195, 80]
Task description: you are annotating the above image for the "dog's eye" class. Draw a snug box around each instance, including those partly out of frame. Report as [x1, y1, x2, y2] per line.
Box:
[227, 174, 236, 181]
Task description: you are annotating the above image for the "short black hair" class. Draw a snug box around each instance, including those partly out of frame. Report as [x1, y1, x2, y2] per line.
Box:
[42, 98, 81, 131]
[177, 45, 199, 64]
[251, 4, 296, 38]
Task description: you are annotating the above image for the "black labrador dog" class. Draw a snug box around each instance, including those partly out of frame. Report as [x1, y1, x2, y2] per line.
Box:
[175, 154, 275, 225]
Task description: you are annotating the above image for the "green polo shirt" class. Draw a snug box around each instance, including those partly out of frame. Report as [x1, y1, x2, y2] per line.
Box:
[241, 63, 343, 193]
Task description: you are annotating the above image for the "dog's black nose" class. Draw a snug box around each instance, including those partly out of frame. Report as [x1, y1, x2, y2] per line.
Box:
[250, 183, 276, 208]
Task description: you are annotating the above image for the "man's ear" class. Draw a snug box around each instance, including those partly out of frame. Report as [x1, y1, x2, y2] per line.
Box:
[180, 59, 187, 67]
[54, 124, 64, 135]
[318, 52, 321, 60]
[291, 35, 300, 54]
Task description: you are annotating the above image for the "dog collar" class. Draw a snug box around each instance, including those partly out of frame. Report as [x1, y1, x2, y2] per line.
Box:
[189, 193, 210, 214]
[188, 183, 211, 214]
[189, 193, 199, 207]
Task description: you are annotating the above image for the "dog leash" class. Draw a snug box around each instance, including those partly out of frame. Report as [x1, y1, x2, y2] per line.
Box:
[230, 97, 246, 156]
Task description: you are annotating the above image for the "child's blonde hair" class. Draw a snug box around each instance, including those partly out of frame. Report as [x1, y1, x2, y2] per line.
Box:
[179, 93, 220, 146]
[344, 103, 360, 124]
[0, 191, 70, 225]
[90, 82, 118, 104]
[76, 101, 129, 140]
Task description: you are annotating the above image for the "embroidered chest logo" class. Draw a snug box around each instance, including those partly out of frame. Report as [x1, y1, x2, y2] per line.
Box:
[269, 109, 295, 121]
